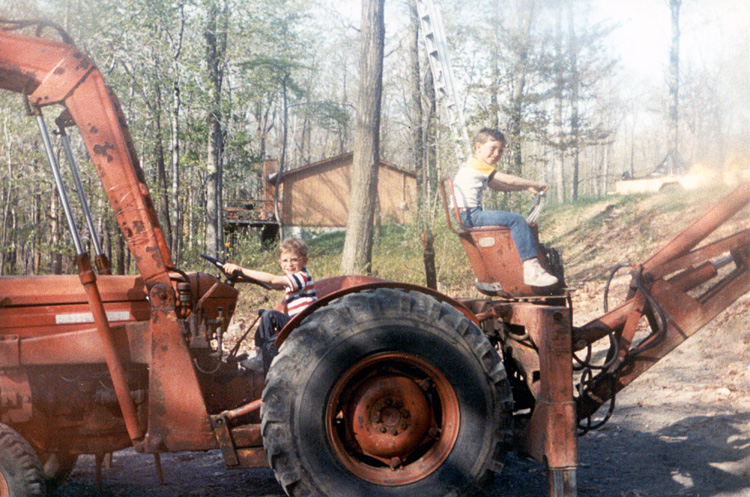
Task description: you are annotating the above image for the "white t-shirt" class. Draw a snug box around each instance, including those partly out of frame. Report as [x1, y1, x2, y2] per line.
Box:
[453, 157, 496, 209]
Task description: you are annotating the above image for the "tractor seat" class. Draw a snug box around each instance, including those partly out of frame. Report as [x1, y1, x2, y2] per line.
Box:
[439, 177, 562, 298]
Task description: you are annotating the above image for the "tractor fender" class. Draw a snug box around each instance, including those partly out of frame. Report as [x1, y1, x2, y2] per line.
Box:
[275, 275, 478, 347]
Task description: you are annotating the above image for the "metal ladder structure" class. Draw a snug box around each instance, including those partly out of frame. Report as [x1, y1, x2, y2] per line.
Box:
[416, 0, 470, 162]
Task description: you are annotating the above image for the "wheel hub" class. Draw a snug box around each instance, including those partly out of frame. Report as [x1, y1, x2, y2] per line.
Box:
[349, 376, 431, 459]
[326, 351, 461, 485]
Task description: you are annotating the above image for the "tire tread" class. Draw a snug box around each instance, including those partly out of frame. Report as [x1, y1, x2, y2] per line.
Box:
[0, 423, 46, 497]
[262, 288, 514, 497]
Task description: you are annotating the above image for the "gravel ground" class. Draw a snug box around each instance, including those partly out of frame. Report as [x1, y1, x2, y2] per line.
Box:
[54, 291, 750, 497]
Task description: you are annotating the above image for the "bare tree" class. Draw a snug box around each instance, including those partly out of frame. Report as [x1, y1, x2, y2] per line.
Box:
[667, 0, 682, 169]
[204, 0, 228, 258]
[169, 2, 186, 261]
[408, 0, 426, 225]
[340, 0, 385, 275]
[567, 0, 581, 200]
[552, 0, 566, 202]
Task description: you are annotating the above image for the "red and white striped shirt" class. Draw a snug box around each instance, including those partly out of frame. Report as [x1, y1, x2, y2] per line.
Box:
[284, 269, 317, 316]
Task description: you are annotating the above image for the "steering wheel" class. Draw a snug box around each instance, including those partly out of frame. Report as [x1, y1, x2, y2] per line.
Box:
[201, 254, 273, 289]
[525, 190, 546, 224]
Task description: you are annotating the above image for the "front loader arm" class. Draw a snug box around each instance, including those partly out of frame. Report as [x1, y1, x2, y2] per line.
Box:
[0, 20, 220, 452]
[0, 21, 171, 286]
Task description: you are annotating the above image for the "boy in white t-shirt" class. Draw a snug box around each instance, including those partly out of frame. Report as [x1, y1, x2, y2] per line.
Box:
[453, 128, 557, 287]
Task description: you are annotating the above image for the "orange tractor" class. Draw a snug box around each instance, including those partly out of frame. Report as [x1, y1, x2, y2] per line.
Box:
[2, 18, 750, 497]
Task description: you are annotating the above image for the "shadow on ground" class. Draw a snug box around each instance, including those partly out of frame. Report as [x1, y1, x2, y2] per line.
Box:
[54, 412, 750, 497]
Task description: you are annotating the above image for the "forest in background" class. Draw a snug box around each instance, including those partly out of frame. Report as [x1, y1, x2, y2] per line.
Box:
[1, 0, 749, 276]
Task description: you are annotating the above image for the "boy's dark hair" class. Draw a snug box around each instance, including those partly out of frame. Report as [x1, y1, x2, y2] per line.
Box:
[474, 127, 506, 145]
[279, 237, 309, 258]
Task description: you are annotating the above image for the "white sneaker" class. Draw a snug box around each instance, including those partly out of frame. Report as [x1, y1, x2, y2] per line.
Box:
[523, 259, 558, 287]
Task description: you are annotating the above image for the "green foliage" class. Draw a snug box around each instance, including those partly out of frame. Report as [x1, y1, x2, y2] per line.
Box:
[178, 183, 744, 318]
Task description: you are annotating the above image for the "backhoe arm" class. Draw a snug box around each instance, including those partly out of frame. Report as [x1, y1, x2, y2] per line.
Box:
[576, 183, 750, 419]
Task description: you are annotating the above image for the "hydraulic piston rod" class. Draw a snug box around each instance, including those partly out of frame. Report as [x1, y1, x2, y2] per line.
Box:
[35, 108, 143, 442]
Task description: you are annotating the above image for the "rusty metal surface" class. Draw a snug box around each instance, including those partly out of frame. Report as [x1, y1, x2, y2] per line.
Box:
[326, 352, 460, 486]
[348, 376, 432, 458]
[0, 369, 31, 424]
[0, 470, 9, 497]
[75, 254, 143, 442]
[211, 415, 265, 468]
[642, 183, 750, 273]
[228, 425, 263, 448]
[21, 411, 134, 456]
[235, 447, 270, 468]
[577, 183, 750, 419]
[143, 283, 215, 453]
[0, 275, 148, 339]
[0, 335, 19, 368]
[17, 323, 148, 366]
[210, 415, 239, 467]
[440, 176, 561, 297]
[222, 399, 262, 422]
[501, 304, 577, 469]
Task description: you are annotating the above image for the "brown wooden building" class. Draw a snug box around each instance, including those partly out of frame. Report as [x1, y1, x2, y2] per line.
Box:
[264, 152, 417, 228]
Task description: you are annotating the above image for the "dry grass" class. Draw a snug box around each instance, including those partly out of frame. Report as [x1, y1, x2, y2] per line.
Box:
[222, 183, 750, 333]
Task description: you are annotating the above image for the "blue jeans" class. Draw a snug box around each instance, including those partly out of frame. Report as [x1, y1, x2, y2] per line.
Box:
[461, 207, 538, 261]
[255, 309, 291, 373]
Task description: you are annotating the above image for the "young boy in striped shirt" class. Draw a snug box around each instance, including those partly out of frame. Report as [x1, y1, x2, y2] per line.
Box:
[223, 238, 317, 373]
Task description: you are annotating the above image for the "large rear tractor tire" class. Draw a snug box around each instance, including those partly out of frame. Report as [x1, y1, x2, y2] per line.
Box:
[0, 424, 45, 497]
[261, 288, 513, 497]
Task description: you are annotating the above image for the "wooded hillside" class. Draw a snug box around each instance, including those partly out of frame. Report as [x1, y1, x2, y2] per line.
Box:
[1, 0, 747, 276]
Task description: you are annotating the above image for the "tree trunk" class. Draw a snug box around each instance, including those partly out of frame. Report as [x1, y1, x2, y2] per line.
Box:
[489, 0, 502, 131]
[170, 78, 182, 261]
[115, 224, 126, 275]
[276, 75, 290, 233]
[408, 0, 425, 226]
[601, 144, 610, 195]
[170, 2, 185, 262]
[668, 0, 681, 169]
[553, 0, 566, 202]
[507, 2, 534, 179]
[340, 0, 385, 275]
[567, 0, 580, 200]
[153, 95, 173, 251]
[0, 142, 12, 276]
[204, 0, 228, 258]
[50, 188, 62, 275]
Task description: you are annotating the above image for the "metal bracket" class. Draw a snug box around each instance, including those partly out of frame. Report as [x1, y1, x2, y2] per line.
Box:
[210, 414, 239, 467]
